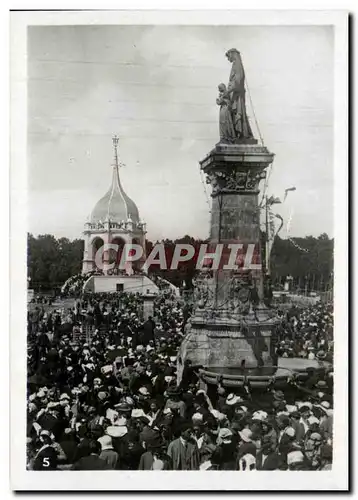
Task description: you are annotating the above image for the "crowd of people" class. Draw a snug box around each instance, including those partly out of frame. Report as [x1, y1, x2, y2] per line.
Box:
[27, 291, 333, 471]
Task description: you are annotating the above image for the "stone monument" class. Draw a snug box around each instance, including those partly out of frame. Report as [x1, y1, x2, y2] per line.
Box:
[178, 50, 280, 385]
[81, 136, 159, 296]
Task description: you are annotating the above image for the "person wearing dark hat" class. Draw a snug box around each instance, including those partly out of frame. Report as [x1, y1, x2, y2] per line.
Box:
[146, 399, 161, 427]
[191, 391, 212, 422]
[319, 443, 333, 470]
[179, 359, 203, 391]
[317, 402, 333, 441]
[72, 439, 111, 470]
[304, 368, 320, 391]
[138, 432, 171, 470]
[229, 416, 244, 447]
[58, 428, 79, 465]
[165, 386, 186, 418]
[276, 414, 291, 445]
[272, 390, 286, 410]
[260, 419, 278, 451]
[296, 405, 312, 442]
[116, 430, 143, 471]
[198, 419, 218, 465]
[167, 421, 200, 470]
[32, 430, 58, 470]
[73, 424, 92, 462]
[289, 411, 301, 437]
[216, 384, 227, 414]
[141, 316, 156, 347]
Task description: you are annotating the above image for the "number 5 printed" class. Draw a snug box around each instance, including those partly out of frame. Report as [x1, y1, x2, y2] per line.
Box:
[43, 457, 50, 467]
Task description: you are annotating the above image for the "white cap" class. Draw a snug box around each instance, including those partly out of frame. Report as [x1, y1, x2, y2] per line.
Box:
[106, 425, 127, 438]
[308, 416, 320, 426]
[238, 428, 253, 442]
[286, 405, 298, 414]
[238, 453, 256, 471]
[285, 427, 296, 438]
[200, 460, 212, 471]
[287, 450, 304, 465]
[252, 410, 268, 421]
[131, 409, 146, 418]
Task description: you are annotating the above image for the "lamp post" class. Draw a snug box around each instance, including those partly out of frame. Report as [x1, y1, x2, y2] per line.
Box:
[264, 195, 281, 275]
[264, 187, 296, 276]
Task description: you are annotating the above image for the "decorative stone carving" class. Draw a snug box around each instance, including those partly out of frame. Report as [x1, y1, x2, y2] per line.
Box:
[193, 270, 214, 309]
[228, 273, 251, 314]
[206, 168, 266, 194]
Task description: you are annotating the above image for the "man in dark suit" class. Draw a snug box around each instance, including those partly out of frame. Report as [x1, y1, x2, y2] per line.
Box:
[256, 436, 281, 470]
[142, 316, 156, 346]
[138, 433, 171, 470]
[72, 440, 111, 470]
[167, 422, 200, 470]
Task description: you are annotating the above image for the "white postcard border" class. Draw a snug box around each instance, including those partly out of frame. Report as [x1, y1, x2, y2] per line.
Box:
[10, 9, 349, 491]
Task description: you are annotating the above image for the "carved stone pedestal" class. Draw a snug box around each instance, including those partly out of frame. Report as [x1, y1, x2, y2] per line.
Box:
[177, 142, 279, 384]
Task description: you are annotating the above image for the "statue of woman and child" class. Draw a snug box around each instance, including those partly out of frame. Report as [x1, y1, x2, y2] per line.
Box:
[217, 48, 254, 143]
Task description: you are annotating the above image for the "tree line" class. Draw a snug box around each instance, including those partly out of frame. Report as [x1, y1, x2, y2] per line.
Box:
[27, 233, 333, 292]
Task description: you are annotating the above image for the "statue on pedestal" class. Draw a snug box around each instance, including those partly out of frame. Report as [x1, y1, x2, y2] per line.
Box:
[223, 48, 254, 141]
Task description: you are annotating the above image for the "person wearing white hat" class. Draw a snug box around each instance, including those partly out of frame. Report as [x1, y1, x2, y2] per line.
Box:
[199, 460, 214, 471]
[192, 412, 204, 424]
[217, 427, 233, 444]
[131, 409, 147, 419]
[305, 432, 323, 468]
[252, 410, 268, 422]
[238, 453, 256, 471]
[210, 409, 225, 422]
[225, 393, 242, 406]
[211, 428, 236, 470]
[32, 430, 58, 470]
[236, 428, 256, 466]
[287, 450, 306, 470]
[238, 428, 253, 443]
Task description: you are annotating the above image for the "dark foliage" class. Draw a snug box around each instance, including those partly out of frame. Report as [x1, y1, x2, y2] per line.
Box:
[27, 233, 333, 292]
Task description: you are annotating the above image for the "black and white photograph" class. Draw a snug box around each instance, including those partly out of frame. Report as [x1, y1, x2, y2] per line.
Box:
[10, 9, 348, 491]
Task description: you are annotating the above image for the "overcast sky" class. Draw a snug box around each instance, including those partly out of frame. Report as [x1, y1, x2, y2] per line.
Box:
[28, 25, 333, 241]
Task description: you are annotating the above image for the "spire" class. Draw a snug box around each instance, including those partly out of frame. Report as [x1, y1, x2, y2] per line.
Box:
[108, 135, 125, 219]
[90, 136, 140, 224]
[112, 134, 120, 169]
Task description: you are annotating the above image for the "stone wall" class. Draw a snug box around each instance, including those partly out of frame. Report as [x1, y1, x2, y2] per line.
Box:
[83, 275, 159, 295]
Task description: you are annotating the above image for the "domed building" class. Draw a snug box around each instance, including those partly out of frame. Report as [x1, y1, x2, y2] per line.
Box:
[81, 136, 158, 296]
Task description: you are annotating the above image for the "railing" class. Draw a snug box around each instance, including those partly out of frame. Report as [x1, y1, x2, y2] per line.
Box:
[198, 365, 303, 388]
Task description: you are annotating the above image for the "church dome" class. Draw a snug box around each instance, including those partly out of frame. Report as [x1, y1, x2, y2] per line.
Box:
[91, 155, 139, 224]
